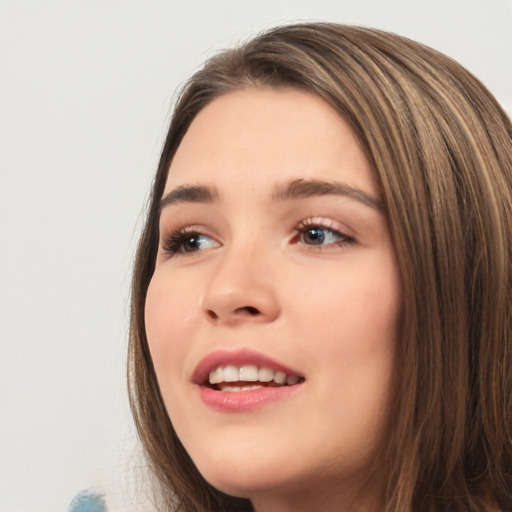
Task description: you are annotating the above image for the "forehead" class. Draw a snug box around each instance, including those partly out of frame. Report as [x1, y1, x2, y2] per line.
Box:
[165, 88, 376, 198]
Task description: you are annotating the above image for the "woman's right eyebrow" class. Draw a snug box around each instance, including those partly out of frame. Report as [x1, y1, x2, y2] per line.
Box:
[159, 185, 219, 212]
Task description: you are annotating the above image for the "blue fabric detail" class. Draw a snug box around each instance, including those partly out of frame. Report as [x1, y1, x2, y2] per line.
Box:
[67, 490, 107, 512]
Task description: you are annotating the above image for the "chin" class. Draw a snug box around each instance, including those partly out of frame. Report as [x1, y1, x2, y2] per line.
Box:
[203, 469, 304, 502]
[202, 471, 269, 498]
[188, 444, 300, 498]
[194, 453, 273, 493]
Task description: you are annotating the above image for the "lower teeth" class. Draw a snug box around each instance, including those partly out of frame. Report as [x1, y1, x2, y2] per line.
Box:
[219, 384, 264, 392]
[212, 378, 304, 392]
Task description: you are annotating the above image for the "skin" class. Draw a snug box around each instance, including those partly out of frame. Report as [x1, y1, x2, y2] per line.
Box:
[145, 88, 401, 512]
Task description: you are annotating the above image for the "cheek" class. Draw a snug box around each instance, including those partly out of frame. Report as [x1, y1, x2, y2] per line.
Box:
[295, 259, 400, 389]
[314, 280, 398, 440]
[292, 263, 399, 341]
[144, 272, 200, 383]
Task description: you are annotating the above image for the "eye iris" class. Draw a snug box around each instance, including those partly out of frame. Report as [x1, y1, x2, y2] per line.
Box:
[304, 227, 325, 245]
[184, 235, 201, 251]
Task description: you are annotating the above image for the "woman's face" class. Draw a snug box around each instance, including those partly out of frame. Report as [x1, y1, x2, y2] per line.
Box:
[145, 88, 400, 510]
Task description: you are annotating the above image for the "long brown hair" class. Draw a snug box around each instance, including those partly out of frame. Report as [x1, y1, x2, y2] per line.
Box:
[128, 23, 512, 511]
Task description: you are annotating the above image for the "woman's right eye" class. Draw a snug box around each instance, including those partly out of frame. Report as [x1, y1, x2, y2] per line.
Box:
[162, 230, 220, 255]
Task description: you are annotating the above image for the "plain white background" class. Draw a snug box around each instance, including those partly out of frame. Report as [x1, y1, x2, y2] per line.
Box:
[1, 1, 511, 511]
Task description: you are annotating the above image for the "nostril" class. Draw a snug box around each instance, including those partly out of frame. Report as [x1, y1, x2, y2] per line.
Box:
[207, 310, 218, 320]
[237, 306, 260, 315]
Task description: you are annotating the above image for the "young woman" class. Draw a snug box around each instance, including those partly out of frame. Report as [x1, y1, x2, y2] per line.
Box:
[128, 23, 512, 512]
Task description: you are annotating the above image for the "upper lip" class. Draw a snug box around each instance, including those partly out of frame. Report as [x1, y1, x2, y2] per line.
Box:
[192, 348, 304, 385]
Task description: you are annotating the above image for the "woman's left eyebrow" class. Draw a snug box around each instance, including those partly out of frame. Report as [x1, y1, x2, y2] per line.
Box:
[272, 179, 384, 212]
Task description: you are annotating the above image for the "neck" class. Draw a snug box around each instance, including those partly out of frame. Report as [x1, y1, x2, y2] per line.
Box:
[249, 471, 384, 512]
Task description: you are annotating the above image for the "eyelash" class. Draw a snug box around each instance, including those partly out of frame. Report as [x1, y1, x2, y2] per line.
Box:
[161, 219, 354, 256]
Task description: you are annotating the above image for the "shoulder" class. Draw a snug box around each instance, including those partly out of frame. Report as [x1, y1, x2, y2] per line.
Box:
[67, 490, 107, 512]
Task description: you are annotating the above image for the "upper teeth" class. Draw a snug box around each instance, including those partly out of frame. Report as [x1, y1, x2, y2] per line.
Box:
[209, 365, 300, 386]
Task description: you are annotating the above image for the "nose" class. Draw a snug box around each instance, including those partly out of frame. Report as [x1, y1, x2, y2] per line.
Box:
[200, 247, 281, 325]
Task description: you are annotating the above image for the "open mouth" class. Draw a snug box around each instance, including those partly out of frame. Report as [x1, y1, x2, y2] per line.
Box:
[206, 364, 305, 392]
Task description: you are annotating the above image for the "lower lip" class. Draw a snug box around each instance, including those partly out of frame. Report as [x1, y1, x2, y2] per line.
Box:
[198, 384, 301, 412]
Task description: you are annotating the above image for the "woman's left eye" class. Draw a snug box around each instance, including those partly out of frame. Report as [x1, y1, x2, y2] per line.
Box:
[295, 223, 352, 247]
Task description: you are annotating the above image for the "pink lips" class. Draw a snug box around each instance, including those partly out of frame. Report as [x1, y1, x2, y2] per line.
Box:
[192, 348, 304, 412]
